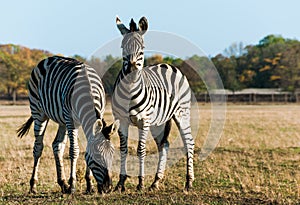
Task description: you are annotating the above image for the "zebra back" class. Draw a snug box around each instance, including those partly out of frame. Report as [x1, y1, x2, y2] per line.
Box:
[29, 56, 105, 136]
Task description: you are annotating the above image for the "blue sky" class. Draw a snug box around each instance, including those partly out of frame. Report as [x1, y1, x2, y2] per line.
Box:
[1, 0, 299, 57]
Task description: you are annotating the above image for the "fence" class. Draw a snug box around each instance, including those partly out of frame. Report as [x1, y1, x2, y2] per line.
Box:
[1, 89, 300, 104]
[195, 88, 300, 103]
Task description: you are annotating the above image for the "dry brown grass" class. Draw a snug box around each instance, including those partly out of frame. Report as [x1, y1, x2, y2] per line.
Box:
[0, 103, 300, 204]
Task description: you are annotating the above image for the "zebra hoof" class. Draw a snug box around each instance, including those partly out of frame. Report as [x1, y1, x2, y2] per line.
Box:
[29, 187, 37, 194]
[149, 174, 162, 191]
[184, 181, 193, 192]
[67, 178, 76, 194]
[136, 184, 144, 191]
[136, 176, 144, 191]
[149, 182, 159, 191]
[58, 180, 70, 194]
[85, 180, 94, 194]
[85, 187, 95, 194]
[114, 174, 127, 192]
[64, 185, 75, 194]
[114, 184, 125, 193]
[66, 184, 76, 194]
[70, 187, 76, 194]
[97, 183, 112, 194]
[97, 186, 104, 195]
[29, 179, 38, 194]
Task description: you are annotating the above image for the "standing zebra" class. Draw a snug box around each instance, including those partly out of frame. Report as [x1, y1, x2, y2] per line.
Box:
[17, 56, 119, 194]
[112, 17, 195, 191]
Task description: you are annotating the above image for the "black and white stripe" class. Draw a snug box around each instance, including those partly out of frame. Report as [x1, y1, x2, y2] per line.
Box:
[112, 17, 194, 191]
[17, 56, 119, 194]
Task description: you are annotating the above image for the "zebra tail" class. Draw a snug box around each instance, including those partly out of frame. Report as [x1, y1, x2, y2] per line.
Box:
[17, 116, 34, 138]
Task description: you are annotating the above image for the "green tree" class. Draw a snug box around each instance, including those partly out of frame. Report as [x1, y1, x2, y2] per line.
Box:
[88, 55, 122, 95]
[258, 34, 286, 47]
[212, 54, 242, 93]
[182, 55, 211, 94]
[72, 54, 86, 62]
[277, 42, 300, 100]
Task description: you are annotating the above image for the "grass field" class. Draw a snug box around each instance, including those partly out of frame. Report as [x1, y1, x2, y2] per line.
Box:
[0, 103, 300, 204]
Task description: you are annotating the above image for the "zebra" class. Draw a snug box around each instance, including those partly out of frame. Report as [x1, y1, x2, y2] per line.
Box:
[17, 56, 119, 194]
[112, 17, 195, 192]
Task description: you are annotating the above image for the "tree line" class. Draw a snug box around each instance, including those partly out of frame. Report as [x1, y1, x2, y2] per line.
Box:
[0, 34, 299, 103]
[213, 35, 300, 94]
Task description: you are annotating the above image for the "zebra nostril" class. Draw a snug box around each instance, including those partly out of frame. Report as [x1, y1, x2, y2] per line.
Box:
[130, 61, 138, 70]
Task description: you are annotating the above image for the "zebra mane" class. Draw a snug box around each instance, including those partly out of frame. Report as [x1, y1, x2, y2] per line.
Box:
[79, 64, 102, 122]
[129, 18, 138, 32]
[53, 55, 83, 66]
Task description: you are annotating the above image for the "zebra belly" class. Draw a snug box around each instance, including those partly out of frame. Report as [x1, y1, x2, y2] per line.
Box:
[42, 106, 65, 124]
[38, 95, 72, 126]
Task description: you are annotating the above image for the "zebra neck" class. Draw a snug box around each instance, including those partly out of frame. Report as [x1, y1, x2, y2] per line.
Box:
[72, 66, 104, 140]
[120, 69, 143, 87]
[70, 88, 101, 140]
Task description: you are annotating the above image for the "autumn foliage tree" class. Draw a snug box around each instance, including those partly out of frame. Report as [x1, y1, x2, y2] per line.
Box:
[0, 44, 51, 103]
[1, 34, 300, 103]
[212, 35, 300, 97]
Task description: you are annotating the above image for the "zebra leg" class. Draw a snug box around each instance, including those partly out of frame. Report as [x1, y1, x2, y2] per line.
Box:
[67, 128, 80, 194]
[85, 166, 94, 194]
[174, 109, 195, 191]
[30, 119, 49, 194]
[52, 125, 69, 193]
[114, 122, 129, 192]
[150, 121, 171, 190]
[136, 127, 150, 191]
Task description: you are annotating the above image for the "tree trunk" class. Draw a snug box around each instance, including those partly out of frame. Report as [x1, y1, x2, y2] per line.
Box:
[12, 88, 17, 105]
[284, 93, 288, 103]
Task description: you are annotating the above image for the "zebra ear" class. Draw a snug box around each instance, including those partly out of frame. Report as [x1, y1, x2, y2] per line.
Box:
[93, 119, 103, 136]
[110, 119, 120, 134]
[116, 16, 130, 35]
[138, 17, 148, 35]
[101, 120, 120, 140]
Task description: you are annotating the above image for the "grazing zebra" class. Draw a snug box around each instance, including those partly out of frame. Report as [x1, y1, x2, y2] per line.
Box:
[17, 56, 119, 194]
[112, 17, 195, 191]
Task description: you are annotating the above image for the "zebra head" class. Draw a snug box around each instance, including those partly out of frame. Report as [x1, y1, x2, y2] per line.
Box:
[87, 119, 120, 193]
[116, 16, 148, 74]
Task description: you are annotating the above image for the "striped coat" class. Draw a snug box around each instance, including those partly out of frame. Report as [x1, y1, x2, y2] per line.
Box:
[17, 56, 119, 194]
[112, 17, 194, 192]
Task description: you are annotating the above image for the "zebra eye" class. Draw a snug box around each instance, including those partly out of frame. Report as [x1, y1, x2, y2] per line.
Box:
[139, 52, 144, 56]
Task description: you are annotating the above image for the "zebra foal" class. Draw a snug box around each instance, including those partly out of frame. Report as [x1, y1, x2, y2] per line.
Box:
[17, 56, 119, 194]
[112, 17, 195, 192]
